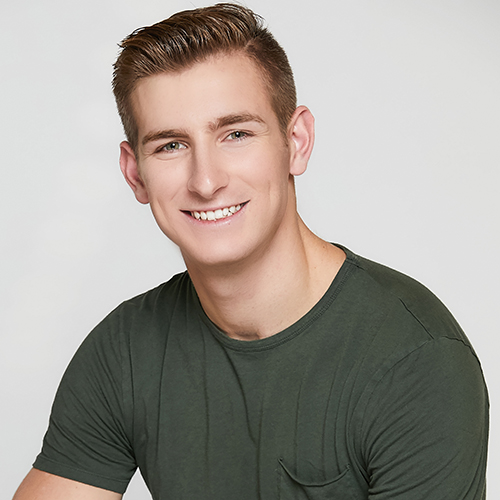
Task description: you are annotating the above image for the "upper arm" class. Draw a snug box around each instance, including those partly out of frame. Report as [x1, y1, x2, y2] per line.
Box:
[13, 469, 122, 500]
[362, 338, 488, 499]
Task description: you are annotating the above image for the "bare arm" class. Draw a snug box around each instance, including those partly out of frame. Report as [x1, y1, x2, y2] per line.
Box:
[13, 469, 122, 500]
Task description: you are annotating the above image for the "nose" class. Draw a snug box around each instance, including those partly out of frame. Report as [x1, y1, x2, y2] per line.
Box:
[187, 147, 229, 199]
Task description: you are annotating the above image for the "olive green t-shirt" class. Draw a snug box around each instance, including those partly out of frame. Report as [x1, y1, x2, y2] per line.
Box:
[34, 247, 488, 499]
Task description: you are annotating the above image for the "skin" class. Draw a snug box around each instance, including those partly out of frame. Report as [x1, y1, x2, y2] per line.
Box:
[12, 469, 121, 499]
[121, 53, 345, 340]
[14, 52, 345, 498]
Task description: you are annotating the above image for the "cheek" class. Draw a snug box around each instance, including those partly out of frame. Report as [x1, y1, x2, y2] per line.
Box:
[265, 154, 293, 198]
[142, 167, 183, 202]
[142, 179, 181, 231]
[240, 147, 290, 185]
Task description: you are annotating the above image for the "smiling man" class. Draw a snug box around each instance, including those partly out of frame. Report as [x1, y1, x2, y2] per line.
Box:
[119, 53, 342, 340]
[13, 3, 488, 500]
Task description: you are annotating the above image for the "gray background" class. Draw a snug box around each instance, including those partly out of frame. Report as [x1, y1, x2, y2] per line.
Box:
[2, 0, 498, 498]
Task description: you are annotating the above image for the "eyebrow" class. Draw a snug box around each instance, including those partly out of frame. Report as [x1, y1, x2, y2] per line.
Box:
[142, 129, 188, 147]
[209, 112, 265, 131]
[141, 112, 265, 147]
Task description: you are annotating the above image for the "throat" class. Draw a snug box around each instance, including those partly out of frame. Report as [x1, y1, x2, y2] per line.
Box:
[187, 223, 346, 342]
[189, 255, 314, 341]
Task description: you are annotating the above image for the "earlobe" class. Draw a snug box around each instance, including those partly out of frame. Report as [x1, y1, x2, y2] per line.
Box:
[288, 105, 315, 176]
[119, 141, 150, 204]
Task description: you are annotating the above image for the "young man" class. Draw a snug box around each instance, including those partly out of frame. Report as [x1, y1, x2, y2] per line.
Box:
[14, 3, 488, 499]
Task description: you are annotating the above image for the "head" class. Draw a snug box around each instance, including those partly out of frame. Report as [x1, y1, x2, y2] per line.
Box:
[112, 3, 297, 155]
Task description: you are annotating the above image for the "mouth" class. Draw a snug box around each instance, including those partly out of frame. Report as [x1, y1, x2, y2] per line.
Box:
[187, 202, 247, 221]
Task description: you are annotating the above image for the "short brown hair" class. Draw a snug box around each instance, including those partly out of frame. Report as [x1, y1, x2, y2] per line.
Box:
[112, 3, 297, 153]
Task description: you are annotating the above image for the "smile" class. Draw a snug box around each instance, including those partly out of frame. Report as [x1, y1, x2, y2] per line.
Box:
[190, 203, 244, 221]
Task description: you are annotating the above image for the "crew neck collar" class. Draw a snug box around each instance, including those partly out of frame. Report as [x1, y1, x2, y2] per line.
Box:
[193, 244, 357, 352]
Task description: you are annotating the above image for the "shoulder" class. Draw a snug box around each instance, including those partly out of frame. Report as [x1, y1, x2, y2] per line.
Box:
[112, 270, 193, 322]
[332, 246, 485, 402]
[94, 270, 193, 334]
[340, 245, 472, 348]
[73, 271, 195, 364]
[52, 270, 197, 424]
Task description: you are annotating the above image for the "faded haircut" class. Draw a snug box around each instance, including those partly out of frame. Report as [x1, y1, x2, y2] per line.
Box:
[112, 3, 297, 154]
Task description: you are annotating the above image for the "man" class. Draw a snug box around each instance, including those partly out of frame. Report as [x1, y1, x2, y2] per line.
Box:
[13, 3, 488, 499]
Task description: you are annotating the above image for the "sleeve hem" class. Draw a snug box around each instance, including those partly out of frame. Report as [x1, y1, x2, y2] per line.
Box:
[33, 456, 132, 494]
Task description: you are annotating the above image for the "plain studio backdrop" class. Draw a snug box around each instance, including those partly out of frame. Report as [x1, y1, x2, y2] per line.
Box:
[1, 0, 498, 498]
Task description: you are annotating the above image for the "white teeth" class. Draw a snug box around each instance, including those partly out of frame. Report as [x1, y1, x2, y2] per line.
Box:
[191, 204, 243, 221]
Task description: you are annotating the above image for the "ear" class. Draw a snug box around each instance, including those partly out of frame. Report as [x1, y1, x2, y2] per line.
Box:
[119, 141, 150, 204]
[287, 105, 315, 176]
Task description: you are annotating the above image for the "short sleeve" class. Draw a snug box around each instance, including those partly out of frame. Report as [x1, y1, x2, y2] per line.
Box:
[33, 312, 136, 494]
[360, 337, 489, 499]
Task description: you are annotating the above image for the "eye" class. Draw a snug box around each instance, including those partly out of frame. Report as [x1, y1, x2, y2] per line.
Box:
[159, 141, 186, 153]
[227, 131, 248, 141]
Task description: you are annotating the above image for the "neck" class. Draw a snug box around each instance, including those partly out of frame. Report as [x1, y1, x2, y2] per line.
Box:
[184, 217, 345, 341]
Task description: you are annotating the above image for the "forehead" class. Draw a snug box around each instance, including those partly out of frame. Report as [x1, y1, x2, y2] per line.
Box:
[130, 53, 277, 134]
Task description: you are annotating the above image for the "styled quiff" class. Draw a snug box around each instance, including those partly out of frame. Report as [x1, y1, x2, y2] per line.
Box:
[112, 3, 297, 153]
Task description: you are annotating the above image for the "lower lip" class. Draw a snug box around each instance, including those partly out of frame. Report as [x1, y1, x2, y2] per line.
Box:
[184, 203, 248, 226]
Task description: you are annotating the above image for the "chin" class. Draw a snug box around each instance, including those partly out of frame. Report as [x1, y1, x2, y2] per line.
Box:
[184, 249, 247, 269]
[180, 238, 258, 270]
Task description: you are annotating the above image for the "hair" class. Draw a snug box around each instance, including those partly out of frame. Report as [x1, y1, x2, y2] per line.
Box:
[112, 3, 297, 154]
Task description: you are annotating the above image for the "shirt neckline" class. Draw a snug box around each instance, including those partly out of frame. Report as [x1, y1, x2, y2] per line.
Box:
[192, 244, 357, 352]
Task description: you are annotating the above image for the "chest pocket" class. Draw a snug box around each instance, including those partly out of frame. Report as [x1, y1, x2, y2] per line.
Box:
[278, 459, 357, 500]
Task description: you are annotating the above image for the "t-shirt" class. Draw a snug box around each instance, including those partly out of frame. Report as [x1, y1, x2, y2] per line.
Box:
[33, 246, 489, 499]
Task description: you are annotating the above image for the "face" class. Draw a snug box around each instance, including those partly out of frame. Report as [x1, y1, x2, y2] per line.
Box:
[120, 53, 312, 270]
